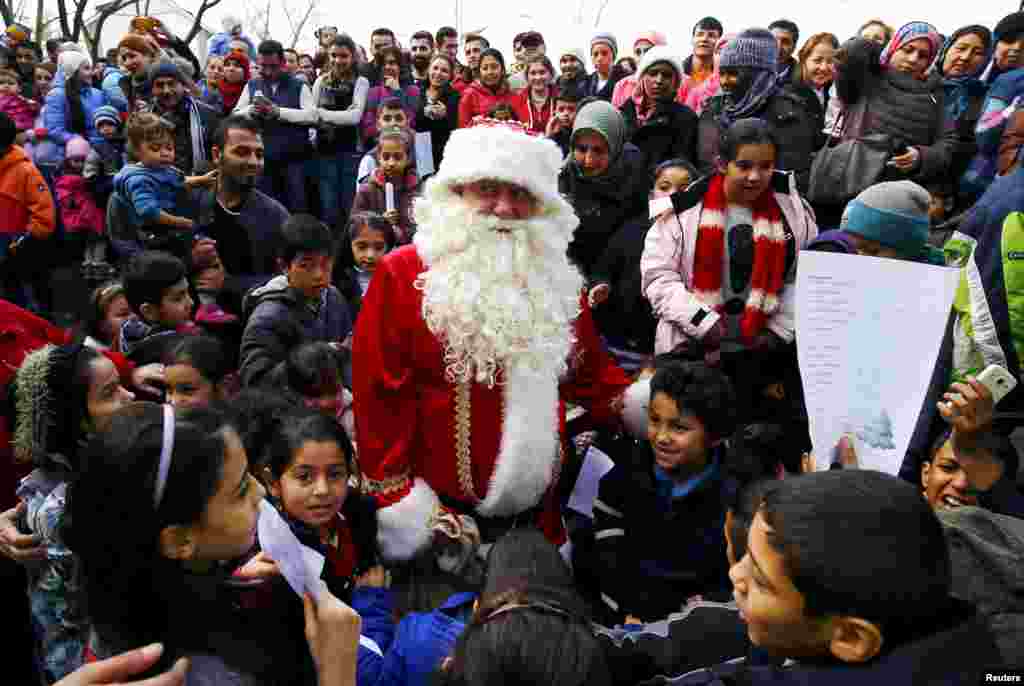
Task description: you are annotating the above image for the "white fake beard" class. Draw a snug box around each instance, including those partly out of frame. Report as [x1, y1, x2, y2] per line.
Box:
[413, 185, 584, 387]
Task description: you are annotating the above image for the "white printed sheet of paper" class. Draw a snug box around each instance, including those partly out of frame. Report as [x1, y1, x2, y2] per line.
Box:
[795, 252, 959, 475]
[415, 132, 435, 178]
[257, 499, 326, 599]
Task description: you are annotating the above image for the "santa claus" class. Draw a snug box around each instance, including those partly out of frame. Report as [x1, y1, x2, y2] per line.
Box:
[353, 120, 634, 562]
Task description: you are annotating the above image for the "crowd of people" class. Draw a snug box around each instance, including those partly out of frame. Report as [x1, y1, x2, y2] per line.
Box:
[0, 7, 1023, 686]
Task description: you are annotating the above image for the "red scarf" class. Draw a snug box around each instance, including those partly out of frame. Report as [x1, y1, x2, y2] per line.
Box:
[691, 174, 787, 344]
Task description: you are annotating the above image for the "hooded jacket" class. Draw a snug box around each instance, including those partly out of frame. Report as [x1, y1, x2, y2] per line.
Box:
[44, 79, 107, 148]
[0, 144, 56, 238]
[641, 172, 818, 353]
[939, 505, 1024, 666]
[239, 274, 353, 387]
[457, 80, 517, 128]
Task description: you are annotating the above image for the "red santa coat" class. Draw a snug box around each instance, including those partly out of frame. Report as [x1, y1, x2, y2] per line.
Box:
[353, 245, 631, 561]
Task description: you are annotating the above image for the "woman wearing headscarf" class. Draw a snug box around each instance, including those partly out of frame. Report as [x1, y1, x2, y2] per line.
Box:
[559, 100, 648, 283]
[932, 26, 992, 210]
[696, 28, 818, 192]
[619, 46, 698, 172]
[815, 22, 952, 228]
[612, 30, 668, 107]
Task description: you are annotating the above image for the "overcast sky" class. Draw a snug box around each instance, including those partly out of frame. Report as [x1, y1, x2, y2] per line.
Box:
[201, 0, 1013, 61]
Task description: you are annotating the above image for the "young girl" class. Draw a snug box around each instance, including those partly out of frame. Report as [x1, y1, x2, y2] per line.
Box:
[82, 281, 132, 350]
[334, 211, 396, 322]
[11, 343, 135, 682]
[249, 409, 393, 684]
[163, 335, 233, 409]
[511, 55, 556, 133]
[352, 127, 418, 243]
[64, 402, 343, 684]
[458, 48, 516, 127]
[589, 159, 697, 373]
[217, 49, 250, 116]
[56, 135, 105, 266]
[641, 119, 817, 415]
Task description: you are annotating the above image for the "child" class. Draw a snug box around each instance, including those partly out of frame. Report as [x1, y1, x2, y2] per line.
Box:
[840, 180, 944, 264]
[695, 471, 1001, 683]
[577, 359, 738, 624]
[83, 105, 126, 219]
[270, 341, 355, 440]
[0, 67, 37, 140]
[334, 211, 396, 322]
[82, 281, 131, 350]
[545, 85, 581, 157]
[239, 215, 353, 387]
[163, 335, 232, 409]
[356, 97, 417, 182]
[352, 128, 417, 244]
[243, 408, 393, 685]
[62, 402, 359, 683]
[117, 249, 196, 366]
[485, 101, 517, 121]
[55, 136, 106, 267]
[112, 112, 217, 260]
[589, 159, 697, 373]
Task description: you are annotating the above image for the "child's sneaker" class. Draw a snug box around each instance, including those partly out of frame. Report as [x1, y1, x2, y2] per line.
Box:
[194, 303, 238, 326]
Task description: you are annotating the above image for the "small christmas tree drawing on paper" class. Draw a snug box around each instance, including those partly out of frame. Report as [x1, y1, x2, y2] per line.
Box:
[857, 409, 896, 450]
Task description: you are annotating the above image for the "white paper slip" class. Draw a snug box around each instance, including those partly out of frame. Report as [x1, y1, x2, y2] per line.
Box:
[649, 196, 673, 219]
[567, 446, 616, 518]
[385, 182, 396, 212]
[256, 499, 326, 600]
[795, 252, 959, 475]
[415, 131, 435, 178]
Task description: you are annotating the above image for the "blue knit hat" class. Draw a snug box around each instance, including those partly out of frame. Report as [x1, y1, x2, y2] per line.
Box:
[93, 105, 121, 129]
[841, 181, 933, 261]
[148, 59, 185, 86]
[719, 28, 777, 72]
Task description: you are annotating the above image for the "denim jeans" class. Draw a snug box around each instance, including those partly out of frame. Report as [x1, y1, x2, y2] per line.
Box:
[317, 152, 361, 230]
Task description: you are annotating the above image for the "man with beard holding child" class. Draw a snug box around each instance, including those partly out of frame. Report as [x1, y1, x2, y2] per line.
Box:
[353, 119, 637, 568]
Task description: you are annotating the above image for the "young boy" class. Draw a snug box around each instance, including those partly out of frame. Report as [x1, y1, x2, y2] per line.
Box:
[579, 359, 738, 624]
[545, 85, 581, 157]
[0, 68, 37, 142]
[84, 105, 126, 214]
[678, 470, 1001, 684]
[111, 112, 216, 260]
[357, 97, 415, 182]
[117, 249, 196, 366]
[239, 214, 353, 387]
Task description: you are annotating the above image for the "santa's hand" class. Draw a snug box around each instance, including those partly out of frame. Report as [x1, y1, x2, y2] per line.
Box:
[588, 283, 610, 308]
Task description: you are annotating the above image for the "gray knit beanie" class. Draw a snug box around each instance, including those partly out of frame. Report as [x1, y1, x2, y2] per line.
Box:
[572, 99, 625, 161]
[841, 181, 931, 259]
[590, 32, 618, 59]
[719, 28, 777, 72]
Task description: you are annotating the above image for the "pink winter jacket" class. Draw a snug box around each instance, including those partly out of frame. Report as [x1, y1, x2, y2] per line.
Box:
[640, 173, 818, 354]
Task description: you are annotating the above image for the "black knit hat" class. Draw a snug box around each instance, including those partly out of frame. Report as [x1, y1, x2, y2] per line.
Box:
[995, 12, 1024, 43]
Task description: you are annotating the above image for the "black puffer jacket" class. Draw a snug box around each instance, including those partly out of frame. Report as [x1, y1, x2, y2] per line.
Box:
[697, 86, 819, 193]
[834, 37, 954, 184]
[620, 98, 699, 172]
[559, 142, 648, 282]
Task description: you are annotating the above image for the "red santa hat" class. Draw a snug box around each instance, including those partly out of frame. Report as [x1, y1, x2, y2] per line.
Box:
[428, 119, 567, 212]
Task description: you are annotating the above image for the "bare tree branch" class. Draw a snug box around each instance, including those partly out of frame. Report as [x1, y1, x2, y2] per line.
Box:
[184, 0, 223, 45]
[592, 0, 611, 28]
[281, 0, 317, 50]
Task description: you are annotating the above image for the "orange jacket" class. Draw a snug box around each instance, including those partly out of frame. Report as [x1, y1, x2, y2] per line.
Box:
[0, 144, 56, 239]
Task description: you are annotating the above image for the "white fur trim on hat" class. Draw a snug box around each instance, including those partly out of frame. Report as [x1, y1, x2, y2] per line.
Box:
[428, 123, 567, 211]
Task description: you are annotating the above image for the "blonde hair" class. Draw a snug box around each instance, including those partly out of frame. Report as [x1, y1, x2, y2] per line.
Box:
[796, 33, 839, 85]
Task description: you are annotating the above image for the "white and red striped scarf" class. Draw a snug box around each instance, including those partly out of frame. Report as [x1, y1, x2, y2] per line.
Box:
[691, 174, 787, 344]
